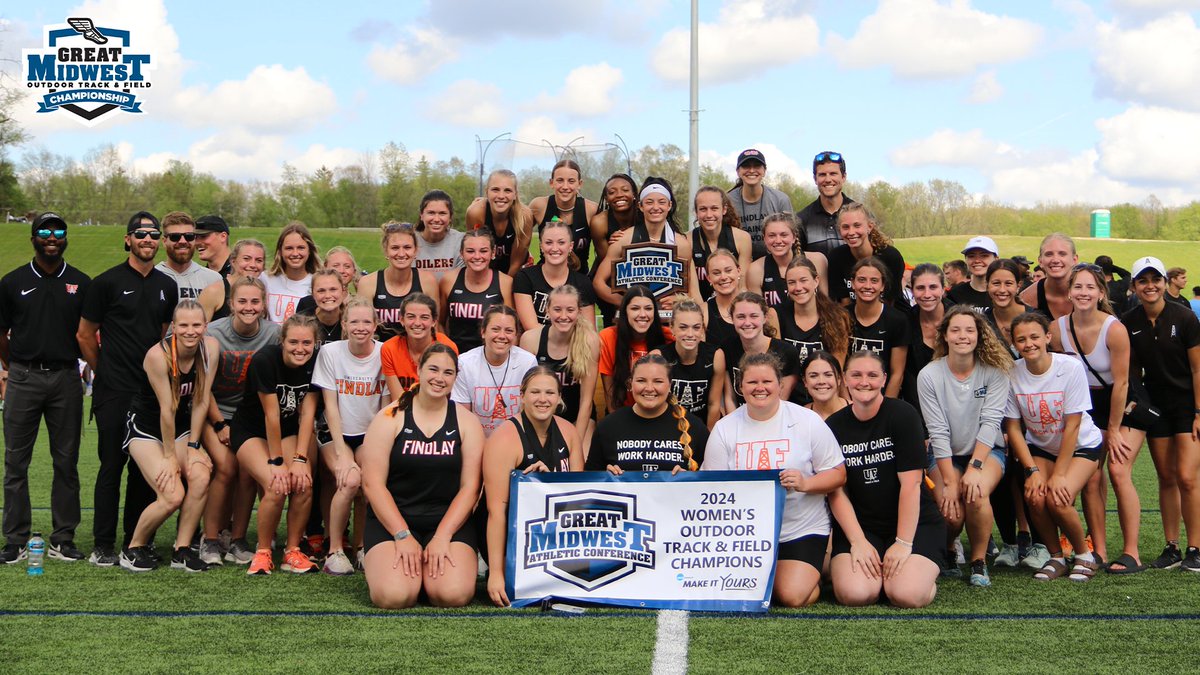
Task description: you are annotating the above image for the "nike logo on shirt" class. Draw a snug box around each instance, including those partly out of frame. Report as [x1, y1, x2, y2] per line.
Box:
[123, 290, 135, 295]
[1131, 330, 1143, 335]
[485, 293, 499, 299]
[20, 288, 35, 296]
[445, 429, 456, 436]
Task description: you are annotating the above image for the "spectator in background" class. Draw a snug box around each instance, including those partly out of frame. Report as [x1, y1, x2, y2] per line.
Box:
[1190, 286, 1200, 320]
[942, 260, 968, 292]
[1095, 255, 1129, 312]
[1011, 256, 1033, 290]
[1031, 266, 1045, 284]
[1166, 267, 1190, 307]
[798, 151, 855, 259]
[947, 236, 997, 311]
[727, 148, 794, 260]
[194, 215, 233, 277]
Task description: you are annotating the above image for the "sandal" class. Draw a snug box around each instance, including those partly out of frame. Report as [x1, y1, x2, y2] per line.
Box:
[1069, 557, 1101, 582]
[1033, 558, 1069, 581]
[1105, 553, 1147, 575]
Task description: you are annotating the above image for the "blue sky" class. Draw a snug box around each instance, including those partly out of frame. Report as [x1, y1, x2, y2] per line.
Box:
[3, 0, 1199, 206]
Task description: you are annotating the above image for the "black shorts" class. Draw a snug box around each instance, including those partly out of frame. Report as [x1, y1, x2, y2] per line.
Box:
[122, 412, 188, 450]
[363, 512, 479, 554]
[1087, 387, 1111, 429]
[318, 428, 365, 451]
[1029, 444, 1103, 462]
[831, 520, 946, 565]
[777, 533, 828, 570]
[228, 422, 257, 456]
[1146, 394, 1196, 439]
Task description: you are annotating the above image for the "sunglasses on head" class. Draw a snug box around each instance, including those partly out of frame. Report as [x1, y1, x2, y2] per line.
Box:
[814, 151, 843, 163]
[35, 228, 66, 239]
[1073, 263, 1104, 275]
[130, 230, 161, 240]
[166, 232, 196, 243]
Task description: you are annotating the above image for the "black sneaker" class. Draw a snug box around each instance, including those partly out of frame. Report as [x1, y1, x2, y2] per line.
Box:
[171, 547, 212, 573]
[1150, 543, 1183, 570]
[986, 537, 999, 561]
[48, 541, 84, 562]
[940, 549, 962, 578]
[1182, 547, 1200, 573]
[1, 544, 27, 564]
[88, 545, 119, 567]
[119, 546, 157, 573]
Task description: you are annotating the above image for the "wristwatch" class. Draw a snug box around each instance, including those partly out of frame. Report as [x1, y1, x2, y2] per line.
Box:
[212, 420, 228, 432]
[187, 440, 202, 450]
[393, 529, 411, 542]
[267, 456, 284, 466]
[1024, 466, 1039, 478]
[970, 459, 984, 471]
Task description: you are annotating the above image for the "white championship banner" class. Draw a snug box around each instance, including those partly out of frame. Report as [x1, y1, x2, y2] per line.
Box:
[505, 471, 785, 612]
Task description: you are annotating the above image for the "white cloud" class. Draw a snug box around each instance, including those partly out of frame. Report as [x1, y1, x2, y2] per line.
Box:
[1109, 0, 1200, 19]
[425, 0, 664, 42]
[699, 143, 807, 184]
[1093, 14, 1200, 111]
[828, 0, 1042, 78]
[988, 150, 1158, 205]
[967, 71, 1004, 104]
[651, 0, 820, 84]
[366, 27, 459, 85]
[532, 63, 624, 117]
[1096, 106, 1200, 184]
[118, 132, 366, 182]
[512, 116, 594, 158]
[428, 80, 506, 128]
[171, 65, 337, 133]
[891, 129, 1023, 169]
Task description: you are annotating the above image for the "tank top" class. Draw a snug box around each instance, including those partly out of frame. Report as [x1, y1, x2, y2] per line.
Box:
[657, 341, 719, 421]
[542, 198, 591, 264]
[1057, 314, 1118, 388]
[692, 225, 738, 301]
[212, 276, 230, 322]
[705, 297, 737, 347]
[1035, 279, 1052, 318]
[514, 413, 570, 472]
[776, 300, 825, 362]
[445, 270, 502, 353]
[630, 220, 677, 246]
[536, 326, 584, 423]
[760, 256, 788, 309]
[129, 341, 199, 431]
[383, 403, 462, 519]
[484, 204, 518, 274]
[373, 269, 422, 340]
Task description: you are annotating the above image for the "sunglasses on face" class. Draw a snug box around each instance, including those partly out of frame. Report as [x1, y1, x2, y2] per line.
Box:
[166, 232, 196, 243]
[35, 228, 67, 239]
[130, 230, 162, 240]
[814, 151, 843, 163]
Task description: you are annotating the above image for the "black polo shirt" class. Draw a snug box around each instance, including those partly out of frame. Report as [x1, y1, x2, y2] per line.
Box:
[0, 260, 92, 364]
[1123, 300, 1200, 396]
[797, 195, 855, 258]
[80, 261, 178, 396]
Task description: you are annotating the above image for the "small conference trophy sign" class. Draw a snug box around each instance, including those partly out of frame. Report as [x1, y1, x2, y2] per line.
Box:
[610, 241, 689, 320]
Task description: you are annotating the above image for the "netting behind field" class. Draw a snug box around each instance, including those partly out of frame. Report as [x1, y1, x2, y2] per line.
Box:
[475, 137, 634, 202]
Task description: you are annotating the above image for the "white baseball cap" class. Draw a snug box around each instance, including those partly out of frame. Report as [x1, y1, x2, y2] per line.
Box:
[961, 236, 999, 256]
[1131, 256, 1167, 279]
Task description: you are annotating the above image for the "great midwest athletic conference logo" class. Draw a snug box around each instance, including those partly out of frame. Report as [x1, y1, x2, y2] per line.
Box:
[524, 490, 655, 590]
[23, 18, 154, 127]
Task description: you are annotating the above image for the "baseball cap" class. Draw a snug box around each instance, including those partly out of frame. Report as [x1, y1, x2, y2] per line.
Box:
[126, 210, 160, 233]
[1011, 255, 1031, 266]
[961, 236, 999, 256]
[31, 212, 67, 235]
[195, 215, 229, 235]
[1131, 256, 1167, 279]
[736, 148, 766, 168]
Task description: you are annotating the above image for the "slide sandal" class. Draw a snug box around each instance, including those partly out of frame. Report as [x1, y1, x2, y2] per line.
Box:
[1105, 553, 1147, 575]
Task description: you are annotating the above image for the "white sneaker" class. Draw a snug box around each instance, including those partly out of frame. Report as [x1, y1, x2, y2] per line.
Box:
[954, 539, 966, 565]
[199, 540, 224, 566]
[355, 548, 365, 571]
[994, 544, 1021, 568]
[323, 549, 355, 575]
[1020, 543, 1051, 570]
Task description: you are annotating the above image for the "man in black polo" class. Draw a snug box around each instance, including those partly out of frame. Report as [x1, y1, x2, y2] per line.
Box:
[194, 215, 232, 277]
[77, 211, 178, 566]
[0, 213, 91, 564]
[797, 151, 855, 258]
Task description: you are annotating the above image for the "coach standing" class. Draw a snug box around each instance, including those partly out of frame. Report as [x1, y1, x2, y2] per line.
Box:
[77, 211, 178, 566]
[0, 213, 91, 564]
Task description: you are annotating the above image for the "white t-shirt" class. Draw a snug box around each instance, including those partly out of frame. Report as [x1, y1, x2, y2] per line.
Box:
[451, 345, 538, 436]
[702, 401, 844, 542]
[1005, 353, 1103, 455]
[415, 229, 465, 281]
[311, 340, 385, 437]
[261, 273, 312, 323]
[155, 261, 221, 301]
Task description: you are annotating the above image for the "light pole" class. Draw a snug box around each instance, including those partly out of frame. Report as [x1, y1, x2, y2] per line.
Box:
[688, 0, 700, 228]
[476, 132, 511, 197]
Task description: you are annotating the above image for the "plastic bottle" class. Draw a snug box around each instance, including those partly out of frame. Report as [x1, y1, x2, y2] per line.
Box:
[27, 532, 45, 576]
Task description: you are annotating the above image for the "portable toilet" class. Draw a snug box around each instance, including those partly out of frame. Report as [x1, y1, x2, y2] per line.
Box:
[1091, 209, 1111, 238]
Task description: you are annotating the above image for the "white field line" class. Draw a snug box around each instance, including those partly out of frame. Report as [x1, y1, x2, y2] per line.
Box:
[651, 609, 689, 675]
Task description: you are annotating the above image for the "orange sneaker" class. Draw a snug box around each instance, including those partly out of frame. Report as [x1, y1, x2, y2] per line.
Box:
[247, 549, 273, 576]
[281, 547, 317, 574]
[1059, 535, 1074, 558]
[1084, 534, 1095, 553]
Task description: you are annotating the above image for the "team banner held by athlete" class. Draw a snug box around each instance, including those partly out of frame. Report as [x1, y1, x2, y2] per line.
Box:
[506, 471, 785, 613]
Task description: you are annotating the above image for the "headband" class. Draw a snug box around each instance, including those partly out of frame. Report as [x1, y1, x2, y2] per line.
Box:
[639, 184, 671, 201]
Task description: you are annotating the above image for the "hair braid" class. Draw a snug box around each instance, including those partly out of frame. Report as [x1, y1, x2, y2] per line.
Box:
[670, 394, 696, 471]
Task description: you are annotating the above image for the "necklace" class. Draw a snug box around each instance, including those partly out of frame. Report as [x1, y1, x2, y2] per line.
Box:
[486, 348, 513, 422]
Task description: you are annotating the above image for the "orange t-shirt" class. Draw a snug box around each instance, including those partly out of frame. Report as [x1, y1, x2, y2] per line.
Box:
[380, 333, 459, 390]
[598, 325, 673, 405]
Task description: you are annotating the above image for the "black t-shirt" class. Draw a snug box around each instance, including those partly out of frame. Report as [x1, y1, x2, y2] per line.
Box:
[1167, 293, 1191, 308]
[80, 261, 178, 397]
[295, 304, 342, 344]
[946, 282, 991, 311]
[850, 304, 911, 380]
[513, 266, 595, 325]
[232, 344, 315, 438]
[587, 406, 708, 472]
[825, 398, 941, 534]
[1123, 301, 1200, 398]
[723, 337, 802, 406]
[797, 195, 855, 258]
[0, 260, 91, 363]
[827, 245, 906, 307]
[776, 300, 825, 363]
[654, 341, 720, 422]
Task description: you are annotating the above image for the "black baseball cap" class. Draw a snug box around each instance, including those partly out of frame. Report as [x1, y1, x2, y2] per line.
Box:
[736, 148, 766, 168]
[31, 212, 67, 235]
[126, 210, 159, 233]
[195, 215, 229, 235]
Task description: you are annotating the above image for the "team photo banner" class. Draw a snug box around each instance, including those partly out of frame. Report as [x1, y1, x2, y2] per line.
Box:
[506, 471, 785, 613]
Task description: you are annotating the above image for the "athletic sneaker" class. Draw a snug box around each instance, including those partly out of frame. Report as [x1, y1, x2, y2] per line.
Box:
[89, 545, 119, 567]
[1020, 543, 1051, 570]
[994, 544, 1021, 568]
[225, 538, 255, 565]
[1150, 543, 1183, 570]
[199, 540, 224, 566]
[323, 549, 355, 576]
[1016, 531, 1033, 562]
[218, 528, 233, 555]
[171, 547, 212, 573]
[968, 559, 991, 587]
[953, 539, 966, 565]
[1, 544, 27, 564]
[986, 537, 999, 561]
[247, 549, 274, 576]
[145, 547, 164, 565]
[119, 546, 157, 573]
[300, 534, 326, 563]
[940, 549, 962, 578]
[1181, 547, 1200, 573]
[281, 547, 317, 574]
[48, 541, 84, 562]
[355, 548, 366, 571]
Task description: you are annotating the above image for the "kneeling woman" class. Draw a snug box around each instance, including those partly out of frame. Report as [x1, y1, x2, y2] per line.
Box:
[360, 344, 485, 608]
[826, 351, 945, 608]
[122, 300, 219, 572]
[587, 353, 709, 474]
[1004, 313, 1104, 581]
[483, 366, 584, 606]
[702, 352, 845, 607]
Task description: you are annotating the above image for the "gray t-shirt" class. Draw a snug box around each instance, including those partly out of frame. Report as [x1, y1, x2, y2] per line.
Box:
[414, 228, 465, 282]
[916, 358, 1009, 460]
[725, 185, 794, 260]
[207, 316, 281, 420]
[155, 261, 222, 301]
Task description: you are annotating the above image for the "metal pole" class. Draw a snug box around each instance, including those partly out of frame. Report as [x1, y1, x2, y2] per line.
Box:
[477, 132, 511, 197]
[614, 133, 633, 179]
[688, 0, 700, 229]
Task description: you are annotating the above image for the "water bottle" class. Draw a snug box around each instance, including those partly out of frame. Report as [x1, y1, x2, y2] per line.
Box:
[27, 533, 45, 576]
